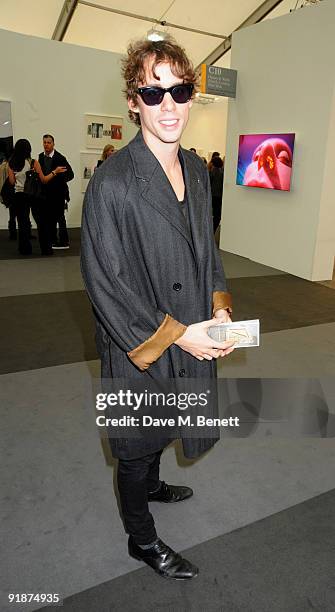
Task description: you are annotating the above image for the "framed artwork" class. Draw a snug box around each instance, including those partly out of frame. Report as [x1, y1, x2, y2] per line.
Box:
[85, 114, 123, 149]
[80, 151, 101, 193]
[0, 100, 13, 163]
[236, 133, 295, 192]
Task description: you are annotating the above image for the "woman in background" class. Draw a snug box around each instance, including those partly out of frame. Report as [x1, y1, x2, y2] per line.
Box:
[97, 144, 116, 168]
[8, 138, 66, 255]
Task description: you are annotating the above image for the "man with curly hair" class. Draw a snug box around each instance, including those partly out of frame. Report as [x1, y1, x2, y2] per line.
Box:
[81, 36, 234, 580]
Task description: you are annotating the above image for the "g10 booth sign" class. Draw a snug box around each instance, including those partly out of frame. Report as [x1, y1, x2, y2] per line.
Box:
[200, 65, 237, 98]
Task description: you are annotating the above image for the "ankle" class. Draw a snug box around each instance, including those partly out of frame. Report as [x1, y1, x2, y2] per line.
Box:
[137, 538, 159, 550]
[148, 480, 162, 495]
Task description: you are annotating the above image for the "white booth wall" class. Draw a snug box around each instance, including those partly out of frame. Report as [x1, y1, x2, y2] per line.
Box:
[182, 49, 231, 157]
[182, 98, 229, 159]
[0, 28, 137, 228]
[220, 1, 335, 281]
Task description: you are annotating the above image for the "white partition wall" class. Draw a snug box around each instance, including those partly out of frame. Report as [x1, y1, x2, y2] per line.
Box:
[181, 98, 229, 158]
[0, 28, 137, 228]
[221, 1, 335, 281]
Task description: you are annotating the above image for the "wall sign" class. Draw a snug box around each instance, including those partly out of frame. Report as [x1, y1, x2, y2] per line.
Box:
[200, 65, 237, 98]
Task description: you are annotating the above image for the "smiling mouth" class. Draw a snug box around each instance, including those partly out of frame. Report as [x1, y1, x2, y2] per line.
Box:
[159, 119, 179, 127]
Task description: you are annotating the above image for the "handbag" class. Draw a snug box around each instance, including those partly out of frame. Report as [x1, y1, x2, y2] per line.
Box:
[24, 159, 43, 200]
[0, 176, 15, 207]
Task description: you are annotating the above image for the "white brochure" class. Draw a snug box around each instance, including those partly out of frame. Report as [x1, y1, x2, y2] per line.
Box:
[207, 319, 260, 348]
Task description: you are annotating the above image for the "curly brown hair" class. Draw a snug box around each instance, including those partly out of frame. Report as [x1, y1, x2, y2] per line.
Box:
[121, 35, 198, 126]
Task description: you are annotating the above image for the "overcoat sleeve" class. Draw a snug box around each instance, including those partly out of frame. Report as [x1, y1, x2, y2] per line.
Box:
[204, 169, 233, 316]
[80, 175, 186, 371]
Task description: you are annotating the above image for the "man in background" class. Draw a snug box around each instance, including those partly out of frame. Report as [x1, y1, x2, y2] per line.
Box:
[39, 134, 74, 249]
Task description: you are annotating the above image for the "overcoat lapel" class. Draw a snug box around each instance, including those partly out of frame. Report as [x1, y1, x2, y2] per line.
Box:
[178, 147, 208, 269]
[142, 165, 194, 249]
[128, 131, 206, 255]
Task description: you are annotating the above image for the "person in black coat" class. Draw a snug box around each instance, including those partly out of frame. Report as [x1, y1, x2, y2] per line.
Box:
[8, 138, 67, 255]
[209, 155, 224, 233]
[81, 36, 236, 580]
[38, 134, 74, 249]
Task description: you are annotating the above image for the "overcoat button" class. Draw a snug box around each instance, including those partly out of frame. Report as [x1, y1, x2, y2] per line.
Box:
[173, 283, 182, 291]
[179, 369, 186, 377]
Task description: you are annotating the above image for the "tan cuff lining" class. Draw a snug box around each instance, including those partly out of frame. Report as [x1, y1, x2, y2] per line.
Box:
[212, 291, 233, 316]
[127, 314, 187, 371]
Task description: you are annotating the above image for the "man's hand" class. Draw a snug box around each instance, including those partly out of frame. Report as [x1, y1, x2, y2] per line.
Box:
[212, 309, 232, 357]
[213, 308, 231, 324]
[174, 318, 235, 361]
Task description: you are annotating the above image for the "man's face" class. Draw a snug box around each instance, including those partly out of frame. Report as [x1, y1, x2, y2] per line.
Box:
[128, 59, 193, 148]
[43, 138, 54, 155]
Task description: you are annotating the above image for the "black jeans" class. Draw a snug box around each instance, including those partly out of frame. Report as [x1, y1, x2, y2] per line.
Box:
[32, 198, 53, 254]
[212, 195, 223, 233]
[8, 205, 17, 238]
[14, 192, 32, 254]
[117, 449, 163, 545]
[14, 192, 52, 255]
[50, 198, 69, 245]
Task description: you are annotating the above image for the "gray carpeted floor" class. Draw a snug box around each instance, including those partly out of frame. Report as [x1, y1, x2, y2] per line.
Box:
[1, 273, 335, 374]
[2, 232, 335, 612]
[0, 290, 96, 374]
[228, 274, 335, 329]
[0, 228, 81, 259]
[37, 488, 335, 612]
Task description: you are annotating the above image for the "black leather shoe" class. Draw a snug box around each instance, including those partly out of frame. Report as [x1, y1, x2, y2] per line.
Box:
[128, 537, 198, 580]
[148, 481, 193, 503]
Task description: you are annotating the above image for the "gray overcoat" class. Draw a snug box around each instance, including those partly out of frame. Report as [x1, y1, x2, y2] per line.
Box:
[81, 130, 232, 460]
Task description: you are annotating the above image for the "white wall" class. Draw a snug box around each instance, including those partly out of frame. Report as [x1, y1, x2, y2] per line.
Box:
[0, 28, 137, 228]
[182, 49, 231, 157]
[221, 0, 335, 281]
[182, 98, 229, 159]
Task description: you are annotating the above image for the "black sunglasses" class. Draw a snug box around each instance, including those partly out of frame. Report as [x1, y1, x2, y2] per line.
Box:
[137, 83, 194, 106]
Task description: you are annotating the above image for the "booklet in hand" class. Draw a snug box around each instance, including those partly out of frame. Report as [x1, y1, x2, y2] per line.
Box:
[207, 319, 260, 348]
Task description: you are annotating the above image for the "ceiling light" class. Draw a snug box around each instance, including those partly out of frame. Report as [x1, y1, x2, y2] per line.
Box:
[292, 0, 324, 8]
[147, 28, 166, 42]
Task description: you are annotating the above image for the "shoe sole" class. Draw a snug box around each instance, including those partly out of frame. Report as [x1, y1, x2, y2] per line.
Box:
[148, 493, 193, 503]
[128, 549, 198, 580]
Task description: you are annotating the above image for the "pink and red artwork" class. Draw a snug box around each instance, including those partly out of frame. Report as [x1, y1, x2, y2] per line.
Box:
[236, 133, 295, 191]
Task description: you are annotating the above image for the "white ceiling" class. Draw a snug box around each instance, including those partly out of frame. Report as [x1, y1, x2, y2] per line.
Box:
[0, 0, 302, 66]
[0, 0, 65, 39]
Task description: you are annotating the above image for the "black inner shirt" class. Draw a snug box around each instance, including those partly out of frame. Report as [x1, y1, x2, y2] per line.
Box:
[177, 152, 189, 226]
